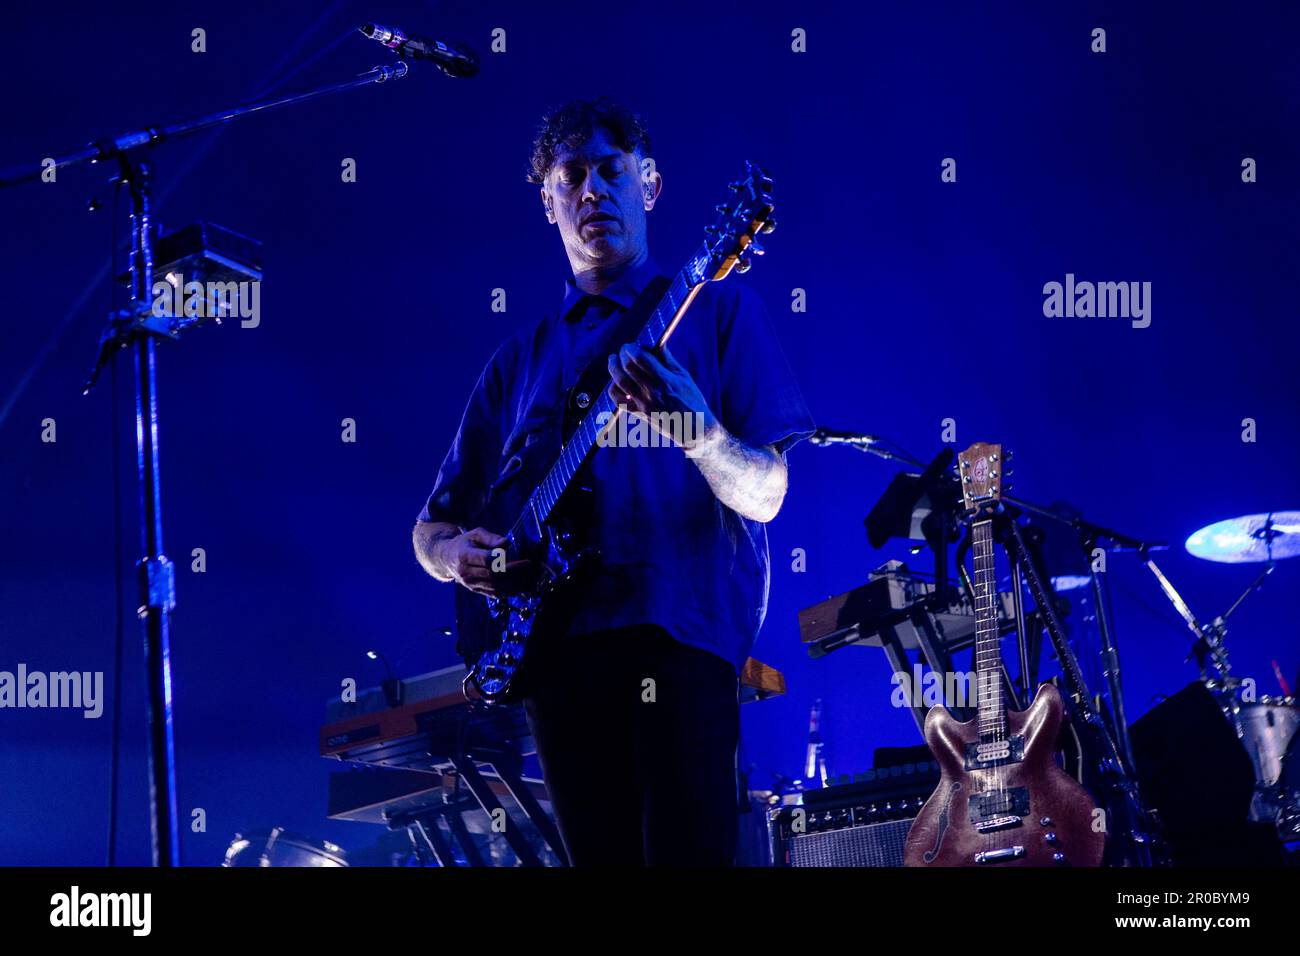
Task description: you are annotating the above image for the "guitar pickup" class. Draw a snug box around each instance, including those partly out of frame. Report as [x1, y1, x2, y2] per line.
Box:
[964, 734, 1024, 770]
[970, 786, 1030, 826]
[974, 845, 1026, 864]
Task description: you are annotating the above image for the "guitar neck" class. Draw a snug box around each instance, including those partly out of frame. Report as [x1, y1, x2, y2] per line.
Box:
[971, 518, 1007, 738]
[518, 248, 711, 530]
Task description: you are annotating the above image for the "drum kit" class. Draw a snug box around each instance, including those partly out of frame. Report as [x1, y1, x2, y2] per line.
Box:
[1177, 511, 1300, 841]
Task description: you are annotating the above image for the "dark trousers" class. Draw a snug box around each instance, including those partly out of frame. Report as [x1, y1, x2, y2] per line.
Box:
[521, 625, 740, 866]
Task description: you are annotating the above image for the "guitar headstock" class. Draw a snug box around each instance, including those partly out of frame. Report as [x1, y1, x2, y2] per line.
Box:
[957, 442, 1006, 516]
[693, 161, 776, 282]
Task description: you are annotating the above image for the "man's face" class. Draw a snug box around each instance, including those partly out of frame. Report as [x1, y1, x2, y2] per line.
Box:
[542, 127, 659, 271]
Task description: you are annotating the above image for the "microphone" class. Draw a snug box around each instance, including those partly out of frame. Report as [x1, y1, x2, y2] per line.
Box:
[807, 427, 881, 447]
[358, 23, 479, 78]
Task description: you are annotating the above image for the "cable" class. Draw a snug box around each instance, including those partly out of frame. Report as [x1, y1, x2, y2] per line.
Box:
[105, 180, 125, 866]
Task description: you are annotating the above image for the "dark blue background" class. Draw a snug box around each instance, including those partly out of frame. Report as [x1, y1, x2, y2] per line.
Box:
[1, 1, 1296, 864]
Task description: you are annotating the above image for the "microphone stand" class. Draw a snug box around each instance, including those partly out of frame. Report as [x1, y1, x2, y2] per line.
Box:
[806, 428, 925, 467]
[1, 58, 412, 867]
[0, 61, 409, 190]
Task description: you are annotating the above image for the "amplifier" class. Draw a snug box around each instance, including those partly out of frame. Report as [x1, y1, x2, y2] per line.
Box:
[768, 760, 939, 867]
[773, 815, 916, 867]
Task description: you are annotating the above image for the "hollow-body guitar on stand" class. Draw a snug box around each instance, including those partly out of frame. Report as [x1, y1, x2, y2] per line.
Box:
[453, 163, 777, 703]
[903, 442, 1106, 867]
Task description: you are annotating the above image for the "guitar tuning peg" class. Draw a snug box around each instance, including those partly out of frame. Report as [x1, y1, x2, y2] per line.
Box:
[728, 181, 743, 192]
[735, 256, 752, 274]
[715, 204, 730, 214]
[760, 219, 776, 235]
[748, 240, 765, 256]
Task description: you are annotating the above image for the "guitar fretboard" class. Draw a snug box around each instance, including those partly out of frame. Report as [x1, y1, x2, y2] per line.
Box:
[972, 519, 1007, 739]
[512, 250, 708, 536]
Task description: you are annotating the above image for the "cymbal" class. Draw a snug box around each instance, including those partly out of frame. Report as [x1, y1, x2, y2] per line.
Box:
[1185, 512, 1300, 563]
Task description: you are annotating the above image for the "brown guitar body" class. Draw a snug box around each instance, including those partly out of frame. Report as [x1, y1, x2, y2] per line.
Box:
[904, 682, 1106, 867]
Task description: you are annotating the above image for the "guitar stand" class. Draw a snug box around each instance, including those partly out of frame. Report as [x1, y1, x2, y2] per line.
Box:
[1002, 495, 1168, 781]
[999, 514, 1163, 866]
[863, 450, 1028, 731]
[852, 580, 1025, 733]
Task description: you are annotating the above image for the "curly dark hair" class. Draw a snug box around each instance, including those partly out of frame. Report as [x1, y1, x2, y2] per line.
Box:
[526, 97, 652, 185]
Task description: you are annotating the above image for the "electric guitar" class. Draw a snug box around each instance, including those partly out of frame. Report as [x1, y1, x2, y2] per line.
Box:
[903, 442, 1106, 866]
[453, 163, 776, 702]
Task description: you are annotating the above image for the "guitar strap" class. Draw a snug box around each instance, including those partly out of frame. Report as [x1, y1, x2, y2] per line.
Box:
[580, 271, 673, 372]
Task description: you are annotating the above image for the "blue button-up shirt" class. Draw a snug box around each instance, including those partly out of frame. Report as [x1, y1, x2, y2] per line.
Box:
[418, 257, 815, 671]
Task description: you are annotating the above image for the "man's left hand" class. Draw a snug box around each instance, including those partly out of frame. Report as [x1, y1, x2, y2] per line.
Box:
[607, 343, 718, 449]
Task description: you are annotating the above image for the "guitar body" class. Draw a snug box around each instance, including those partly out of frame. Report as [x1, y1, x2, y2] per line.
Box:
[453, 377, 602, 703]
[453, 516, 598, 702]
[904, 681, 1106, 867]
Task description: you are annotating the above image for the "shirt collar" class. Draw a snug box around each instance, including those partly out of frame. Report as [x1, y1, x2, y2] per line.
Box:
[560, 256, 664, 322]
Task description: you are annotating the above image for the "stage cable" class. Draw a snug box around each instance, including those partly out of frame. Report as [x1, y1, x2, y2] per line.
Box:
[106, 180, 126, 866]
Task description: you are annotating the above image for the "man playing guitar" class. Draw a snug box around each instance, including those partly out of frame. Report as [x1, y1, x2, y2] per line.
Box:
[412, 98, 814, 865]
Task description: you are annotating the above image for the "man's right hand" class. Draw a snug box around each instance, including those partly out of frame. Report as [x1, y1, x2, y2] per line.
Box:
[418, 524, 533, 597]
